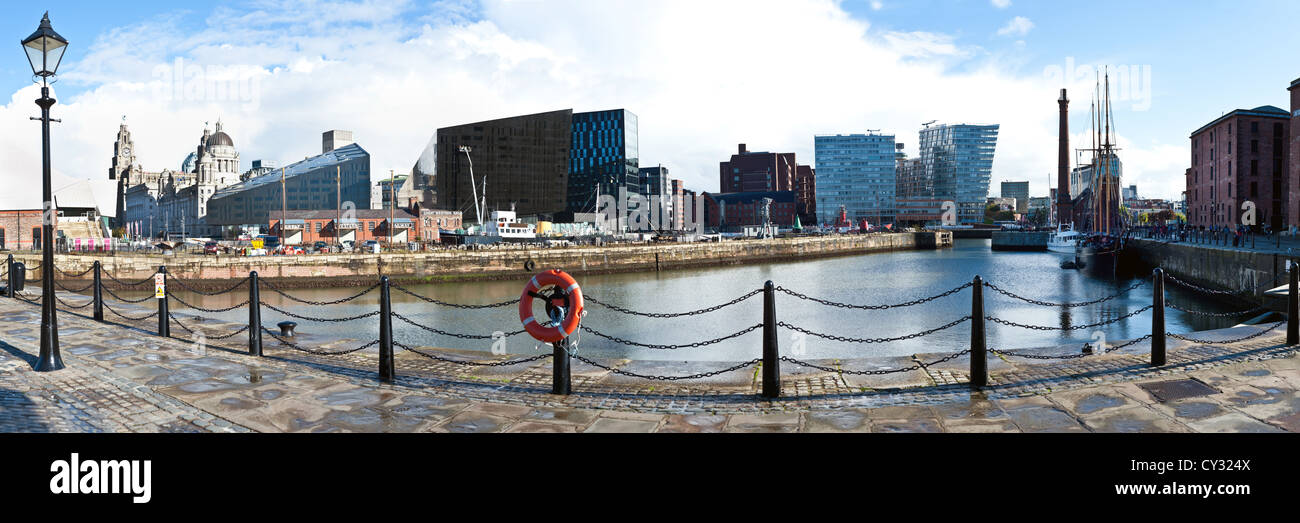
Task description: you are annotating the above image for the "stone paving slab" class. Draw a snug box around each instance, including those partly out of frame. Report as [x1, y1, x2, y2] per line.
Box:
[3, 289, 1300, 433]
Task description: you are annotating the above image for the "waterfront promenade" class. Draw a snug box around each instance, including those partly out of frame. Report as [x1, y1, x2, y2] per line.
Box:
[3, 288, 1297, 433]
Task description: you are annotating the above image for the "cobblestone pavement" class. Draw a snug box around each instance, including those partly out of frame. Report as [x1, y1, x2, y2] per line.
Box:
[2, 289, 1299, 432]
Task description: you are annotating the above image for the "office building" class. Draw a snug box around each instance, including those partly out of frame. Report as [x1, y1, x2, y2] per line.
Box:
[207, 141, 371, 234]
[918, 123, 999, 225]
[1000, 181, 1029, 213]
[814, 133, 898, 225]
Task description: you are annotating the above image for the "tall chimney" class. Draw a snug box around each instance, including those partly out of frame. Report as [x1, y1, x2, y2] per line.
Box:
[739, 143, 747, 154]
[1057, 88, 1072, 224]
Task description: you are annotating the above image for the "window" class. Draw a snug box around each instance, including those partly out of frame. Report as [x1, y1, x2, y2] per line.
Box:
[1251, 121, 1259, 133]
[1251, 140, 1258, 153]
[1251, 182, 1258, 197]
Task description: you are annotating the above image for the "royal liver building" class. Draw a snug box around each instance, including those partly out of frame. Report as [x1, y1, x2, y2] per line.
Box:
[113, 119, 243, 239]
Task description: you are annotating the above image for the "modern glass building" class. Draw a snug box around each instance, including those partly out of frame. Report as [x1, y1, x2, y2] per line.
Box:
[206, 143, 371, 231]
[568, 109, 639, 213]
[918, 123, 1000, 224]
[814, 133, 898, 225]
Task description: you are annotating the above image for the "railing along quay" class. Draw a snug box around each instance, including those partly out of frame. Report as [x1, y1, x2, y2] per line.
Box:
[5, 252, 1299, 399]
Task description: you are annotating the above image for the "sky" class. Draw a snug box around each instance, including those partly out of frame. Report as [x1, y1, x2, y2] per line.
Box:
[2, 0, 1298, 214]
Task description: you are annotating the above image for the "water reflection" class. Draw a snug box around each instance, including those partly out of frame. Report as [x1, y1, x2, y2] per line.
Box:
[153, 240, 1257, 361]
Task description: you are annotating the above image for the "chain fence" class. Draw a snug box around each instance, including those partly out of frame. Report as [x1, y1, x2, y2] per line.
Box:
[103, 302, 159, 321]
[779, 349, 973, 376]
[262, 302, 380, 323]
[102, 286, 155, 304]
[584, 289, 762, 317]
[166, 312, 250, 340]
[261, 326, 380, 355]
[391, 282, 519, 309]
[54, 265, 95, 279]
[169, 293, 251, 314]
[983, 280, 1143, 308]
[777, 282, 972, 310]
[395, 341, 553, 367]
[390, 311, 526, 340]
[1164, 273, 1240, 296]
[990, 334, 1154, 360]
[569, 353, 761, 381]
[777, 316, 971, 344]
[262, 280, 380, 306]
[579, 323, 763, 350]
[1168, 321, 1287, 345]
[104, 271, 158, 287]
[987, 305, 1153, 331]
[169, 276, 249, 296]
[1168, 303, 1269, 318]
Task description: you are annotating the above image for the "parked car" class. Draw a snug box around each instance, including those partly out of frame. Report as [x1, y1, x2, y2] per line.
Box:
[313, 241, 328, 253]
[204, 241, 220, 255]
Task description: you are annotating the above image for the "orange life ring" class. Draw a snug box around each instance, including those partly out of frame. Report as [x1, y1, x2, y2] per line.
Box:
[519, 269, 584, 343]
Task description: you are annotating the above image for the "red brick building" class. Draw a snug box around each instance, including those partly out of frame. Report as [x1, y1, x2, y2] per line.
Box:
[719, 144, 804, 193]
[0, 210, 46, 250]
[269, 209, 419, 245]
[418, 209, 463, 242]
[795, 165, 816, 225]
[1186, 105, 1291, 229]
[1290, 77, 1300, 230]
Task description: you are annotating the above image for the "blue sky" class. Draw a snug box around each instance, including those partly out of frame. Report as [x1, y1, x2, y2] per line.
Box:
[2, 0, 1298, 211]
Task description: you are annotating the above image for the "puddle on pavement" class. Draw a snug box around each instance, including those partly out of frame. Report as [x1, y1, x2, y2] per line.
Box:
[256, 389, 283, 401]
[178, 380, 240, 394]
[1172, 401, 1223, 419]
[1075, 394, 1126, 414]
[218, 396, 262, 410]
[318, 388, 386, 407]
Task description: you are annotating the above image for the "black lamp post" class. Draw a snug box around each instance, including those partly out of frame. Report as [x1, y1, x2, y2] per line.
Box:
[23, 12, 68, 372]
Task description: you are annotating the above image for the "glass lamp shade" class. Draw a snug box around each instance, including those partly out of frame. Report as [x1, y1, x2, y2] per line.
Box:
[22, 12, 68, 78]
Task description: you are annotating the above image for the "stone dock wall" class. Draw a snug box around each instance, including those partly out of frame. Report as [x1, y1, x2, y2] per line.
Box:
[11, 231, 952, 290]
[991, 231, 1049, 251]
[1125, 238, 1298, 300]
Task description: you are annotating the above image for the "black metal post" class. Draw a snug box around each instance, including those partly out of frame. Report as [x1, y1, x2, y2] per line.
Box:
[378, 276, 395, 382]
[34, 86, 62, 372]
[1288, 264, 1298, 346]
[92, 261, 103, 322]
[970, 275, 987, 388]
[1152, 268, 1166, 366]
[248, 271, 263, 356]
[552, 338, 571, 395]
[155, 265, 169, 337]
[6, 254, 13, 299]
[762, 280, 780, 398]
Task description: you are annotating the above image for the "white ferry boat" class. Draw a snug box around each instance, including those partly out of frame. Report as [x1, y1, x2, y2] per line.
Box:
[482, 210, 536, 240]
[1047, 224, 1080, 254]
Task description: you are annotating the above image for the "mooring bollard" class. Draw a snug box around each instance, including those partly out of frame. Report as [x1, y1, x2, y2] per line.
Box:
[1152, 268, 1166, 366]
[762, 280, 780, 399]
[156, 266, 169, 337]
[92, 261, 103, 322]
[248, 271, 263, 356]
[552, 338, 571, 395]
[6, 254, 13, 299]
[378, 276, 395, 383]
[1288, 264, 1298, 347]
[970, 275, 987, 388]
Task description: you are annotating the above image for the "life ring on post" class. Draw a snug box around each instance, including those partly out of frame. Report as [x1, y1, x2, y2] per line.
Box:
[519, 270, 584, 343]
[524, 259, 536, 272]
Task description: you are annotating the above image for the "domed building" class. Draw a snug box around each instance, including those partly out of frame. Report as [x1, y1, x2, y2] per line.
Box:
[117, 119, 244, 239]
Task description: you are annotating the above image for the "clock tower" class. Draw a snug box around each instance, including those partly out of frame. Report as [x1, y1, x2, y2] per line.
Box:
[110, 117, 136, 229]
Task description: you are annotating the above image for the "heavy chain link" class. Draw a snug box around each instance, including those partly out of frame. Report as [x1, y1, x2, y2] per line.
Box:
[394, 341, 553, 367]
[103, 286, 155, 303]
[391, 311, 526, 339]
[262, 302, 380, 323]
[1168, 321, 1286, 345]
[987, 305, 1153, 331]
[103, 302, 159, 321]
[990, 334, 1153, 360]
[983, 280, 1143, 308]
[169, 293, 251, 313]
[1167, 303, 1269, 318]
[54, 280, 95, 293]
[569, 352, 761, 381]
[166, 312, 250, 340]
[580, 323, 763, 350]
[390, 282, 520, 309]
[54, 265, 95, 278]
[777, 316, 971, 344]
[776, 282, 972, 310]
[261, 326, 380, 355]
[777, 351, 970, 375]
[104, 271, 158, 287]
[262, 280, 380, 306]
[168, 276, 250, 296]
[584, 289, 762, 318]
[55, 294, 94, 309]
[1164, 273, 1239, 296]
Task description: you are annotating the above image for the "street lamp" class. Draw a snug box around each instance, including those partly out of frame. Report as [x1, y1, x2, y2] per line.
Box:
[22, 12, 68, 372]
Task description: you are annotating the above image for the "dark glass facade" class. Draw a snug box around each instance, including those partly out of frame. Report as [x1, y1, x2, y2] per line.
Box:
[567, 109, 639, 213]
[434, 110, 574, 220]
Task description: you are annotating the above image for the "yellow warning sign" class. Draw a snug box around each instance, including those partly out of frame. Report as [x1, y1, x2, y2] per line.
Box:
[155, 273, 166, 299]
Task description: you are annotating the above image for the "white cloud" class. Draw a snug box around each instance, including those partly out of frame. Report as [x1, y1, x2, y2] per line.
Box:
[991, 0, 1012, 8]
[0, 0, 1187, 214]
[997, 16, 1035, 37]
[870, 1, 884, 10]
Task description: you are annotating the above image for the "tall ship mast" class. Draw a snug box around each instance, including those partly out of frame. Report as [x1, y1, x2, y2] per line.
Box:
[1073, 69, 1126, 276]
